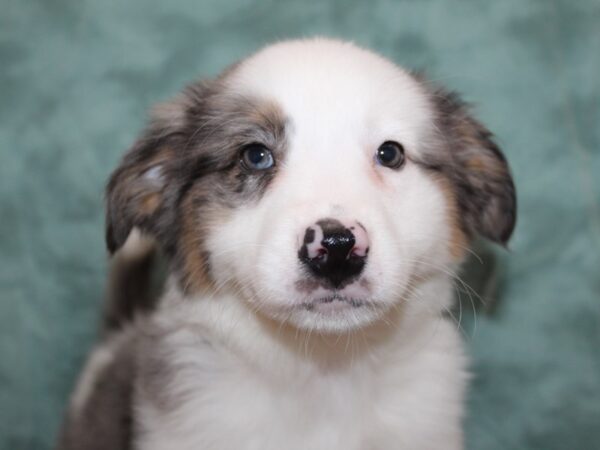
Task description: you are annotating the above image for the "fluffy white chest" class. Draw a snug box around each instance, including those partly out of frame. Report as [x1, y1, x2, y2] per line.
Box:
[139, 361, 370, 449]
[134, 294, 467, 450]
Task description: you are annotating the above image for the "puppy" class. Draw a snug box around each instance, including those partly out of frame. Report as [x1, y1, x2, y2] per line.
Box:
[57, 38, 516, 450]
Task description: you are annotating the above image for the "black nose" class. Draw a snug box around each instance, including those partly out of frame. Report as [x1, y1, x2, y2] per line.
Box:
[298, 219, 369, 289]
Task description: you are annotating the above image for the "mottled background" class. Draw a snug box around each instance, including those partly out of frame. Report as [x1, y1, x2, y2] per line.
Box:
[1, 0, 599, 448]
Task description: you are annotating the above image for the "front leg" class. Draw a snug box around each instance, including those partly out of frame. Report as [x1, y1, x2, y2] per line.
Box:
[56, 332, 136, 450]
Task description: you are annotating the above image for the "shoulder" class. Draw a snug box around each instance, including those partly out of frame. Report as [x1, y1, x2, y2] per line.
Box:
[57, 326, 138, 450]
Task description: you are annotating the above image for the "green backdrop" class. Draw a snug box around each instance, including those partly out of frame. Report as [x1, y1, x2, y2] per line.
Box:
[1, 0, 599, 448]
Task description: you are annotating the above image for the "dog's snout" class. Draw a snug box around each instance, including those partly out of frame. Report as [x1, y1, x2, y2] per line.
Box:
[298, 219, 369, 288]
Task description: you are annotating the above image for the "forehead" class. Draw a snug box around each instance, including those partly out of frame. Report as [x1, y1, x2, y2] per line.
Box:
[224, 39, 434, 148]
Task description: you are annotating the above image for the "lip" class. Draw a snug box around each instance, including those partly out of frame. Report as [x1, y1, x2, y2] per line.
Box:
[300, 294, 370, 314]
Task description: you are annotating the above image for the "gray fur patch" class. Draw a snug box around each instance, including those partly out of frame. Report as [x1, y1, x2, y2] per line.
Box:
[56, 333, 136, 450]
[135, 320, 219, 416]
[105, 75, 289, 292]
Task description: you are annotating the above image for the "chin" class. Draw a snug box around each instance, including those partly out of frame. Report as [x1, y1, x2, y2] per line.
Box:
[265, 295, 391, 333]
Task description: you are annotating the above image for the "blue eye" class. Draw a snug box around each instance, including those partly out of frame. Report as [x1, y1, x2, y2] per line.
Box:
[240, 144, 275, 171]
[376, 141, 405, 169]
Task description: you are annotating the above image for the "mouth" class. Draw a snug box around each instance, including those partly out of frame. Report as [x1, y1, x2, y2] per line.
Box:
[300, 293, 373, 314]
[259, 288, 388, 332]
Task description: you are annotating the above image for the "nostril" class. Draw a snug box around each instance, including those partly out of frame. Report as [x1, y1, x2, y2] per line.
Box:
[350, 246, 369, 259]
[314, 248, 328, 260]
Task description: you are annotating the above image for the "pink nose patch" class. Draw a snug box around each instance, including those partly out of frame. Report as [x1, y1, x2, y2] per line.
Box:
[348, 222, 369, 258]
[302, 220, 369, 260]
[305, 226, 325, 259]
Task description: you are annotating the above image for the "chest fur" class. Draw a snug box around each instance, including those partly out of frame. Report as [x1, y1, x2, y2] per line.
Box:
[133, 317, 466, 450]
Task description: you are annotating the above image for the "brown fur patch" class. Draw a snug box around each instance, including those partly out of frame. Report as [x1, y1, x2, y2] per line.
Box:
[176, 192, 217, 294]
[140, 193, 161, 215]
[432, 174, 469, 262]
[466, 156, 486, 172]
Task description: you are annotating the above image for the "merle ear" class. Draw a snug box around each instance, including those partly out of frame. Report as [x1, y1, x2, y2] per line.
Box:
[432, 89, 517, 245]
[105, 134, 175, 254]
[105, 96, 192, 254]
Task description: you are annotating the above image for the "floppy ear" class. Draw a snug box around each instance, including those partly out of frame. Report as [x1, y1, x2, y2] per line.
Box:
[105, 95, 194, 254]
[105, 133, 176, 254]
[432, 89, 517, 245]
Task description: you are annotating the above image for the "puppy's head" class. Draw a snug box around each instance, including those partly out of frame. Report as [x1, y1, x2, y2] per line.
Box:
[106, 39, 515, 333]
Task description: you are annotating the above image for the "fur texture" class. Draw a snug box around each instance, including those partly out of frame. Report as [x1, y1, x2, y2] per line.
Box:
[58, 38, 515, 450]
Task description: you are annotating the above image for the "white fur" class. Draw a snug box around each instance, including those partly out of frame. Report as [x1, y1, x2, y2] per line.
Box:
[71, 344, 115, 414]
[136, 277, 467, 450]
[131, 39, 468, 449]
[209, 39, 455, 332]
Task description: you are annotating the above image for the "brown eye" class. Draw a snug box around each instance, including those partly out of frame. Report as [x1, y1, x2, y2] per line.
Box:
[376, 141, 405, 169]
[240, 144, 275, 171]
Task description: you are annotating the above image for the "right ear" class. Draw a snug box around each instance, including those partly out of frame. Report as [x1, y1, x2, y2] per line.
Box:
[105, 92, 195, 254]
[105, 133, 175, 254]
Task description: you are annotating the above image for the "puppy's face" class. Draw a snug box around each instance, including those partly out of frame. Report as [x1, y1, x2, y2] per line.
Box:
[107, 40, 515, 333]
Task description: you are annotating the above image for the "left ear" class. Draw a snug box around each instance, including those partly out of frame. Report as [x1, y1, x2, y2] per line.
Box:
[431, 89, 517, 245]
